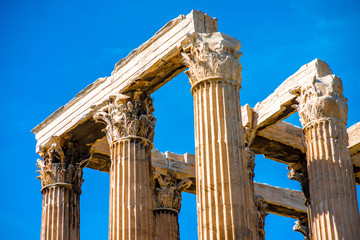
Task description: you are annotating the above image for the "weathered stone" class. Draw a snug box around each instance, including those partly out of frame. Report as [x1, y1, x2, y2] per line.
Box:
[182, 32, 258, 239]
[32, 10, 360, 240]
[93, 91, 155, 240]
[296, 74, 360, 239]
[153, 169, 191, 240]
[37, 136, 88, 240]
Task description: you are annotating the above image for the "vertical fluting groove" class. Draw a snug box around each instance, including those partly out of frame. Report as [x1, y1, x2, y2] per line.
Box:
[131, 141, 135, 238]
[197, 87, 203, 240]
[57, 187, 61, 240]
[317, 123, 328, 240]
[51, 188, 54, 240]
[312, 126, 322, 240]
[206, 82, 211, 239]
[61, 189, 65, 240]
[121, 141, 126, 240]
[224, 84, 236, 239]
[211, 81, 220, 240]
[231, 84, 247, 235]
[198, 85, 205, 240]
[119, 141, 122, 240]
[328, 124, 348, 238]
[110, 144, 113, 240]
[216, 81, 227, 239]
[136, 141, 141, 238]
[64, 189, 68, 239]
[211, 82, 217, 240]
[202, 83, 209, 240]
[204, 82, 212, 239]
[312, 123, 324, 240]
[224, 83, 237, 238]
[222, 83, 232, 238]
[43, 190, 47, 239]
[127, 140, 131, 239]
[320, 122, 335, 240]
[194, 88, 202, 240]
[226, 83, 236, 238]
[127, 139, 131, 239]
[41, 193, 44, 239]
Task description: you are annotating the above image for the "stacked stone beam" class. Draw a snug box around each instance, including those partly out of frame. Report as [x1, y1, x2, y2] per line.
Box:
[182, 32, 257, 239]
[297, 74, 360, 239]
[93, 91, 156, 240]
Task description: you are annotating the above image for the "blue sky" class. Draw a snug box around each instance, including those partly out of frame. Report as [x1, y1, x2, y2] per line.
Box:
[1, 0, 359, 239]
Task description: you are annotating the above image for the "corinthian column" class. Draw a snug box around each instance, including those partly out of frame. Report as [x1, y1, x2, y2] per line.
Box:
[182, 32, 257, 239]
[297, 74, 360, 239]
[37, 136, 88, 240]
[153, 170, 192, 240]
[93, 91, 156, 240]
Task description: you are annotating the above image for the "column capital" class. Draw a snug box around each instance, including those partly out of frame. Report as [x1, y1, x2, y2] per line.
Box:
[36, 136, 88, 192]
[293, 217, 310, 240]
[287, 161, 310, 206]
[92, 91, 156, 144]
[296, 74, 348, 128]
[181, 32, 242, 90]
[153, 170, 192, 213]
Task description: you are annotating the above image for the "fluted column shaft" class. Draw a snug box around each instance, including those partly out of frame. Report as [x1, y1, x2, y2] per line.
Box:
[304, 120, 359, 239]
[37, 136, 87, 240]
[154, 210, 179, 240]
[298, 74, 360, 239]
[109, 139, 153, 239]
[40, 186, 80, 240]
[192, 80, 256, 239]
[182, 32, 257, 239]
[93, 91, 156, 240]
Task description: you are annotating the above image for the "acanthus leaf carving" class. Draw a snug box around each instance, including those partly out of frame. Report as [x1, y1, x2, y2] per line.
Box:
[287, 161, 310, 206]
[181, 32, 242, 87]
[296, 75, 348, 127]
[153, 169, 192, 213]
[93, 91, 156, 144]
[293, 217, 310, 240]
[36, 136, 88, 190]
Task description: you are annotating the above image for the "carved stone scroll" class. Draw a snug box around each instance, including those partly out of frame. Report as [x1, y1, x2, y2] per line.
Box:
[182, 32, 242, 90]
[93, 91, 156, 144]
[93, 91, 156, 240]
[293, 217, 310, 240]
[296, 74, 360, 239]
[182, 32, 257, 240]
[153, 169, 192, 240]
[37, 136, 88, 240]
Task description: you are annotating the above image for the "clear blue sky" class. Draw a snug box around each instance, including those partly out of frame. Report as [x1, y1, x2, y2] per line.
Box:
[1, 0, 359, 239]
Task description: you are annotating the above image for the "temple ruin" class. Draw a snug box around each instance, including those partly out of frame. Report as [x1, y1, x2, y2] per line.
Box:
[32, 10, 360, 240]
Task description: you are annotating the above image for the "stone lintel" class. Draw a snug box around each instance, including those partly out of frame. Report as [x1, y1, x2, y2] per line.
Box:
[86, 145, 307, 218]
[32, 10, 218, 149]
[87, 117, 360, 184]
[251, 58, 332, 132]
[242, 102, 360, 182]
